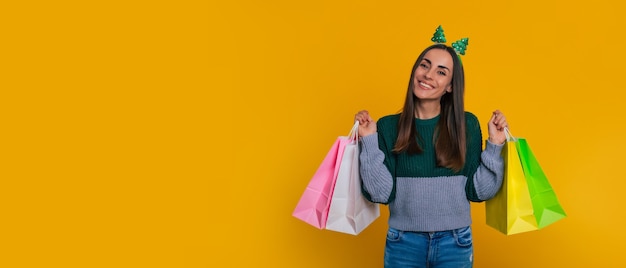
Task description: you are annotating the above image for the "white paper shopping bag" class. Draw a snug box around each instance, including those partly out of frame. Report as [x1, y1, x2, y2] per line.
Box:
[325, 122, 380, 235]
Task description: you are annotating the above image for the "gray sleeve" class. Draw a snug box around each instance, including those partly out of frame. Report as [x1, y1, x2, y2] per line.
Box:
[359, 134, 394, 203]
[473, 141, 505, 200]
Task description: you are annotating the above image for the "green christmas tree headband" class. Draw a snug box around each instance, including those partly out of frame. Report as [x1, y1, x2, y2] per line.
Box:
[431, 25, 469, 56]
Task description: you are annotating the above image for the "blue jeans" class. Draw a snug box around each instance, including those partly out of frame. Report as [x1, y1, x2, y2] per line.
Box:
[384, 226, 473, 268]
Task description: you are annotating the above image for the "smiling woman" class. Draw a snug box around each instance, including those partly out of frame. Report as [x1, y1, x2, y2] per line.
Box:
[413, 49, 454, 103]
[353, 27, 510, 268]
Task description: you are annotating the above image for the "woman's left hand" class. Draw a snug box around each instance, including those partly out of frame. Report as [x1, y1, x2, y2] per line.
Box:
[487, 110, 508, 145]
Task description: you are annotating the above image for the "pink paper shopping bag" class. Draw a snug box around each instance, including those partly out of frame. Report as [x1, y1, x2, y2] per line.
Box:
[292, 122, 357, 229]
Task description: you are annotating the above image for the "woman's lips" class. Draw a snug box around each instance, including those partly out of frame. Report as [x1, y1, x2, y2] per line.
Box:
[419, 81, 434, 89]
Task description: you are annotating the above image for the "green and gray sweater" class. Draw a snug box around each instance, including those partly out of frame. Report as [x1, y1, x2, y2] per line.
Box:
[359, 112, 504, 232]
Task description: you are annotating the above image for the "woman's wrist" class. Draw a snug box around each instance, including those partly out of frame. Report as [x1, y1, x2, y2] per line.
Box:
[360, 132, 376, 138]
[488, 137, 505, 145]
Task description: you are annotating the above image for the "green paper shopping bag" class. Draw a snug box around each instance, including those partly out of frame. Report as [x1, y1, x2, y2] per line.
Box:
[486, 128, 566, 235]
[516, 138, 567, 229]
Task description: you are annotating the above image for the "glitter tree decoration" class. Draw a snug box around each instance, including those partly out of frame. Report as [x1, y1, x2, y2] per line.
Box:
[431, 25, 446, 43]
[452, 38, 469, 55]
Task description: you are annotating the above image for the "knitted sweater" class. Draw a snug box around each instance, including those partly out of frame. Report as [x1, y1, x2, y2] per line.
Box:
[359, 112, 504, 232]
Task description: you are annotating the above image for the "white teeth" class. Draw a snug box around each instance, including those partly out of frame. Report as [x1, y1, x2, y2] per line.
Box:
[419, 82, 433, 89]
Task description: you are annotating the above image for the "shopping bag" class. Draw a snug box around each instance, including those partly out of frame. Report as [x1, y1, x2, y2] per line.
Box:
[325, 122, 380, 235]
[486, 128, 566, 235]
[486, 129, 539, 235]
[516, 138, 566, 229]
[292, 122, 353, 229]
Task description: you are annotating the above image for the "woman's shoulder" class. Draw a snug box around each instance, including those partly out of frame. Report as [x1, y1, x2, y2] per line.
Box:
[378, 113, 400, 127]
[464, 111, 478, 120]
[464, 111, 481, 133]
[376, 113, 400, 135]
[464, 111, 479, 124]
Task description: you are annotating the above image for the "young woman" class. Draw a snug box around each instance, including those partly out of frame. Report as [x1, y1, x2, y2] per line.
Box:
[355, 43, 509, 268]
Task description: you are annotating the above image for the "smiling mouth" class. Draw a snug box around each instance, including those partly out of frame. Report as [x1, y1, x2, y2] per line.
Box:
[419, 81, 434, 89]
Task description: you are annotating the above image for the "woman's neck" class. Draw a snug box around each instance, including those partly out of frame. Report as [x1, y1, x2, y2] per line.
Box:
[414, 102, 441, 119]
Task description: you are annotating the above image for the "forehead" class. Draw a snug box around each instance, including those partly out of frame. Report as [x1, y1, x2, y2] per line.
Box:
[423, 48, 453, 69]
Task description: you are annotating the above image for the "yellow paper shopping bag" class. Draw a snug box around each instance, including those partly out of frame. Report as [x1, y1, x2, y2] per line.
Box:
[486, 131, 538, 235]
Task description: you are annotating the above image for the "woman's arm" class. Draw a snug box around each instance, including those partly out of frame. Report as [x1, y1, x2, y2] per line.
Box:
[465, 111, 507, 201]
[359, 133, 395, 204]
[355, 111, 396, 204]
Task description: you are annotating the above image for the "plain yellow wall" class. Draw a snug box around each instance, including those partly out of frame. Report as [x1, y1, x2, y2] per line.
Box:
[3, 0, 626, 267]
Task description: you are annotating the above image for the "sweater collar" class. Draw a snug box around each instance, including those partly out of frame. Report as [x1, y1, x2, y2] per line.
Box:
[415, 114, 440, 126]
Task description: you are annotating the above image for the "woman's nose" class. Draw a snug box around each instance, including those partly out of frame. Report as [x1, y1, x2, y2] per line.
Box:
[424, 70, 434, 79]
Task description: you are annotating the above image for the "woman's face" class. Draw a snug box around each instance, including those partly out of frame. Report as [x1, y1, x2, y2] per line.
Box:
[412, 48, 453, 101]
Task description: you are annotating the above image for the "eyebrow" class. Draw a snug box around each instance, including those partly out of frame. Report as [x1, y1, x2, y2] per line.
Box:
[423, 58, 450, 71]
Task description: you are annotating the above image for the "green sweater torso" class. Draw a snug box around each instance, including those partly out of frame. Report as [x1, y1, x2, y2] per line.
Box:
[376, 112, 483, 200]
[358, 111, 505, 232]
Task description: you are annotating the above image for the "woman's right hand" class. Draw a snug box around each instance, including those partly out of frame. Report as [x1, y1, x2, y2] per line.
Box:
[354, 110, 377, 137]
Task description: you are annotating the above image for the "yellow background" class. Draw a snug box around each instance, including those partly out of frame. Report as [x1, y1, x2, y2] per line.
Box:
[2, 0, 626, 267]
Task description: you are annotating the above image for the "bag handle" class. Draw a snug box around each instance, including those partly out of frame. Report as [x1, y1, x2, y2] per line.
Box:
[504, 127, 516, 142]
[348, 121, 359, 141]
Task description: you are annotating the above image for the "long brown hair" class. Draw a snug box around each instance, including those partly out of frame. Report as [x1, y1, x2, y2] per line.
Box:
[393, 44, 466, 171]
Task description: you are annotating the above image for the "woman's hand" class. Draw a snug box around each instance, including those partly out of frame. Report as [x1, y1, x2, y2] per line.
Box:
[487, 110, 509, 145]
[355, 110, 377, 137]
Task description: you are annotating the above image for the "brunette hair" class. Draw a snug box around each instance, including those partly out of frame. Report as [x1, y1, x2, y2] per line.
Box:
[393, 44, 466, 171]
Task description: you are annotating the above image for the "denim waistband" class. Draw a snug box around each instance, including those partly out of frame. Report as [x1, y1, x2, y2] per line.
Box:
[402, 225, 470, 238]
